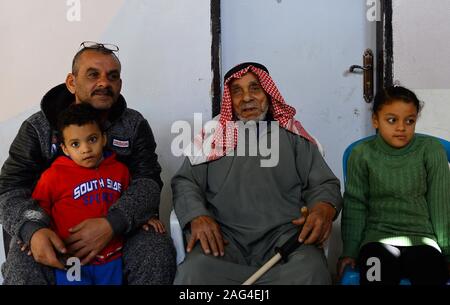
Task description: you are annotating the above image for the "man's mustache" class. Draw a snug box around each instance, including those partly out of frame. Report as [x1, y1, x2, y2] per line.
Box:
[91, 88, 113, 97]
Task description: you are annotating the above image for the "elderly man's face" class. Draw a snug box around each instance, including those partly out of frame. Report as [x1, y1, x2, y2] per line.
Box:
[230, 72, 269, 122]
[66, 50, 122, 110]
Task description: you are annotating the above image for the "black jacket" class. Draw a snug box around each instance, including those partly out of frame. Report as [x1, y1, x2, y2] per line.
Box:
[0, 84, 163, 243]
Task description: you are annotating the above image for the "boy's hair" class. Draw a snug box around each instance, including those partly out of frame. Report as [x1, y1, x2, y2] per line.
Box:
[373, 85, 423, 114]
[57, 103, 103, 142]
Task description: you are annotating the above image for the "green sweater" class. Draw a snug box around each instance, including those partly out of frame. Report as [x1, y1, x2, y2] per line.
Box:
[342, 134, 450, 262]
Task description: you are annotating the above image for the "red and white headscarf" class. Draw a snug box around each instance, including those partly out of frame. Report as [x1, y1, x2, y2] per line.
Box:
[187, 62, 317, 165]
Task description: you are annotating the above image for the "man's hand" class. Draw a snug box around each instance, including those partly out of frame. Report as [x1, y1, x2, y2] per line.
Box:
[187, 215, 227, 257]
[292, 202, 336, 245]
[65, 218, 113, 265]
[30, 228, 67, 269]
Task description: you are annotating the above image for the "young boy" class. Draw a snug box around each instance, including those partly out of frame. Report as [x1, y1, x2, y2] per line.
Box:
[31, 103, 164, 285]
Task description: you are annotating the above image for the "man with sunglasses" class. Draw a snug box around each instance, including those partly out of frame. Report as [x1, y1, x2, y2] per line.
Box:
[0, 42, 176, 284]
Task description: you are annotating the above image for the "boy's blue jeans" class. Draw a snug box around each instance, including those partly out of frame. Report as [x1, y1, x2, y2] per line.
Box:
[55, 257, 122, 285]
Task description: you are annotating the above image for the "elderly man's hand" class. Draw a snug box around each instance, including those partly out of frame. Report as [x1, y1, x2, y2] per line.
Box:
[64, 218, 113, 265]
[187, 215, 227, 257]
[292, 202, 336, 245]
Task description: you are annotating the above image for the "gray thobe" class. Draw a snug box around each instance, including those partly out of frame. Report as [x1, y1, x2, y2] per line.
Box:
[172, 122, 342, 284]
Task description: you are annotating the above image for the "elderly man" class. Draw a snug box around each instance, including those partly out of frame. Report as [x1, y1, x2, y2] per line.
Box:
[172, 62, 342, 284]
[0, 41, 176, 284]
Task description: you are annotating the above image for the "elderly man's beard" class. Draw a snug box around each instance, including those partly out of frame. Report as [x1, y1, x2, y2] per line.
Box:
[236, 100, 270, 123]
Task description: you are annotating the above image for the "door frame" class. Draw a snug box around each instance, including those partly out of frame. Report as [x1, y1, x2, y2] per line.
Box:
[211, 0, 221, 117]
[378, 0, 393, 90]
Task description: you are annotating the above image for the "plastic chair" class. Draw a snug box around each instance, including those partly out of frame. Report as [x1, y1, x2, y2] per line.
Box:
[170, 210, 186, 265]
[170, 135, 327, 265]
[340, 265, 412, 285]
[340, 133, 450, 285]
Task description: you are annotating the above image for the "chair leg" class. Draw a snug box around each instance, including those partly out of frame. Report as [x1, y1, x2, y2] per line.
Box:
[169, 210, 186, 265]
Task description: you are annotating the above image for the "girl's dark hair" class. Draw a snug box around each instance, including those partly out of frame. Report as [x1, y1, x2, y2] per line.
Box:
[57, 103, 103, 142]
[372, 86, 423, 114]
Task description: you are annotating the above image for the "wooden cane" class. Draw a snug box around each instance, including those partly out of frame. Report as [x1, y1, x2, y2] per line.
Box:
[242, 207, 309, 285]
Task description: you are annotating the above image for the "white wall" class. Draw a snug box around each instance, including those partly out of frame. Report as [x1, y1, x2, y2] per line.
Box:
[392, 0, 450, 139]
[0, 0, 213, 279]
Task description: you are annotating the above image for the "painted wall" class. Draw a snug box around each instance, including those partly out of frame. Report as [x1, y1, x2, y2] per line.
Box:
[392, 0, 450, 139]
[0, 0, 213, 280]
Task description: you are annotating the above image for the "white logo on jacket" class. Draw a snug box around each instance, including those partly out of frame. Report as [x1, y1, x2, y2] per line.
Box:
[112, 139, 129, 148]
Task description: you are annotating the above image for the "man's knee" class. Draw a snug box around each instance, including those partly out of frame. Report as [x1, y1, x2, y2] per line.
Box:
[280, 245, 331, 284]
[174, 246, 251, 285]
[123, 229, 176, 264]
[123, 229, 176, 284]
[174, 251, 218, 285]
[2, 237, 54, 285]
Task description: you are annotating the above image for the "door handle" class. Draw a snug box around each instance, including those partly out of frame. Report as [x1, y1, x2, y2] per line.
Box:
[349, 49, 374, 103]
[349, 64, 372, 72]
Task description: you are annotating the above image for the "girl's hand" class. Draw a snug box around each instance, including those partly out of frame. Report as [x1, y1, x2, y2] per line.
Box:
[142, 218, 166, 234]
[337, 257, 357, 279]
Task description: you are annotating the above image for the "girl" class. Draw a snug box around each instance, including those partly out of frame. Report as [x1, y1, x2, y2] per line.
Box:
[338, 86, 449, 285]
